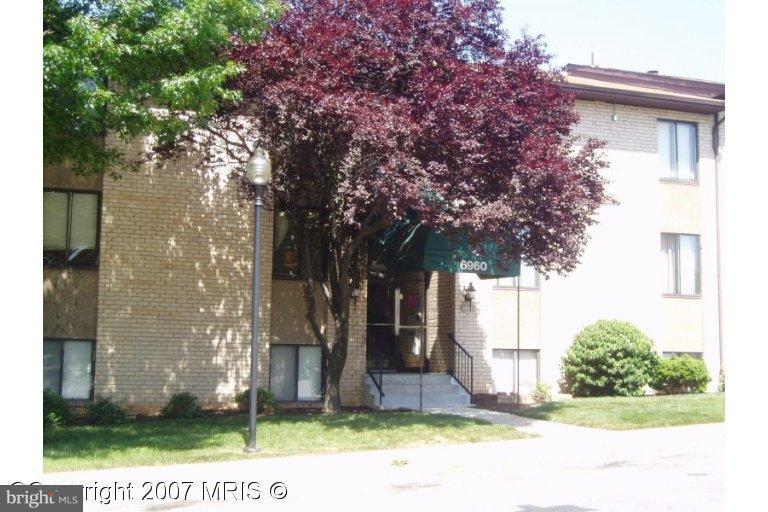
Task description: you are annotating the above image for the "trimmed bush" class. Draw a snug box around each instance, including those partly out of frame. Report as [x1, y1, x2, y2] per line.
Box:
[530, 382, 552, 404]
[161, 392, 203, 419]
[235, 387, 277, 415]
[651, 355, 711, 394]
[87, 396, 130, 425]
[43, 389, 73, 427]
[561, 320, 660, 397]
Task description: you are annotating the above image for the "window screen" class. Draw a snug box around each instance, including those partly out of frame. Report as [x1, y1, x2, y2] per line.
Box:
[270, 345, 323, 401]
[496, 262, 539, 289]
[661, 233, 701, 295]
[658, 120, 698, 181]
[270, 345, 297, 401]
[43, 339, 93, 399]
[43, 190, 100, 266]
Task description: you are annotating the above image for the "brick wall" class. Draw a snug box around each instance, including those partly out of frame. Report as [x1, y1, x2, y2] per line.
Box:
[95, 142, 273, 413]
[426, 272, 454, 373]
[339, 275, 367, 406]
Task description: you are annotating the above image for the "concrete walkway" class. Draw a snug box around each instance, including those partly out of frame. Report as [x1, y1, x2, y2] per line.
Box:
[426, 406, 604, 438]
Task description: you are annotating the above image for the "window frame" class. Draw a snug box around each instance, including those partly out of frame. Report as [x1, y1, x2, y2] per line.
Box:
[661, 232, 702, 297]
[268, 344, 324, 403]
[43, 188, 102, 269]
[493, 264, 540, 290]
[43, 337, 96, 401]
[490, 348, 541, 392]
[271, 210, 327, 281]
[658, 119, 699, 183]
[662, 351, 703, 359]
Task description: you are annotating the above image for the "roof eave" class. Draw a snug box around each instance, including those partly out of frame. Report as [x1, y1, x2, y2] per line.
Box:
[563, 84, 725, 114]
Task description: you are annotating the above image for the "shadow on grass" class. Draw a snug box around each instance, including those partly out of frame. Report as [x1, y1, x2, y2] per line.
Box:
[512, 401, 567, 421]
[43, 411, 498, 462]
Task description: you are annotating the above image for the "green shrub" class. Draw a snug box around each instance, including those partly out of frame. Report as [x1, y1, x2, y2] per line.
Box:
[87, 396, 130, 425]
[43, 389, 73, 427]
[235, 387, 277, 415]
[161, 392, 203, 419]
[718, 368, 725, 392]
[561, 320, 660, 397]
[530, 382, 552, 404]
[651, 355, 711, 394]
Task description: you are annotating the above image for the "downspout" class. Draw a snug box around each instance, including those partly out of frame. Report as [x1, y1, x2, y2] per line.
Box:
[712, 112, 725, 381]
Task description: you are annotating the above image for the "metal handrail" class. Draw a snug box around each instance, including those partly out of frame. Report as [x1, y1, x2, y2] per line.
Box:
[366, 345, 385, 405]
[447, 333, 473, 398]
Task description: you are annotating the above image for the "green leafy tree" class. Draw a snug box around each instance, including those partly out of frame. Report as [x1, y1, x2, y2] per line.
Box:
[44, 0, 284, 176]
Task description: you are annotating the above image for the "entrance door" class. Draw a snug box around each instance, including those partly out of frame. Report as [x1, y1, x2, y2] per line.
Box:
[394, 272, 426, 370]
[366, 269, 427, 372]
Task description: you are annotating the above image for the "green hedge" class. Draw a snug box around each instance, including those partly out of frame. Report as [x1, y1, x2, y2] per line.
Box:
[235, 387, 277, 415]
[561, 320, 660, 397]
[43, 389, 73, 427]
[651, 355, 710, 394]
[161, 392, 203, 419]
[87, 396, 130, 425]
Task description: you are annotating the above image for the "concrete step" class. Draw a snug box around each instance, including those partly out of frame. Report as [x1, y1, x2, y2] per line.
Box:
[378, 373, 455, 385]
[364, 392, 471, 410]
[379, 383, 461, 395]
[364, 373, 471, 410]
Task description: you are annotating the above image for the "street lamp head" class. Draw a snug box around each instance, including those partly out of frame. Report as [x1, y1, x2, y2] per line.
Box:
[246, 148, 272, 186]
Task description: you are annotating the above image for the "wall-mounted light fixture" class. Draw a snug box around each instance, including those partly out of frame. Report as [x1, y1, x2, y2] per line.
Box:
[351, 287, 361, 308]
[463, 282, 476, 310]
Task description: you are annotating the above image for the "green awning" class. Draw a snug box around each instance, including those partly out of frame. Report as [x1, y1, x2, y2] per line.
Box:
[371, 218, 520, 277]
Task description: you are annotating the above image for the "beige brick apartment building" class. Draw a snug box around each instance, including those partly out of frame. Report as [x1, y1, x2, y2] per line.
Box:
[43, 65, 725, 411]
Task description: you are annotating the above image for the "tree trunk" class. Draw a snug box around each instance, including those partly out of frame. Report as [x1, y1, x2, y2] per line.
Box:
[300, 226, 353, 414]
[322, 332, 348, 413]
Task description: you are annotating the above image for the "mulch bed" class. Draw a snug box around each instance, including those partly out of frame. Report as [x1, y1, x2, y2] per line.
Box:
[472, 393, 533, 414]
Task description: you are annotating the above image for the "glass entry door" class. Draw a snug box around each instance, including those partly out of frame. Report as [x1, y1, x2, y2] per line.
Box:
[366, 270, 427, 372]
[394, 272, 426, 370]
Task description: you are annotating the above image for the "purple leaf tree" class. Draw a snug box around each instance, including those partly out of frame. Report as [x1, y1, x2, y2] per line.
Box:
[213, 0, 610, 413]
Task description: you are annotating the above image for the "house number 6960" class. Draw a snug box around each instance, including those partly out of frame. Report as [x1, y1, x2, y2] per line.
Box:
[459, 260, 488, 271]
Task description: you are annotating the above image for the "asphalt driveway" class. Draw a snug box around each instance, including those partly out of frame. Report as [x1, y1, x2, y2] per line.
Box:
[43, 417, 724, 512]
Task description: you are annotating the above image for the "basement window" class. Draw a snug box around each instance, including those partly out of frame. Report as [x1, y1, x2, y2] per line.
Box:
[44, 339, 95, 400]
[269, 345, 322, 402]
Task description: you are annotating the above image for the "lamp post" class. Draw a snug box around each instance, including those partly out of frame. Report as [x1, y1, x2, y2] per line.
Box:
[245, 148, 271, 454]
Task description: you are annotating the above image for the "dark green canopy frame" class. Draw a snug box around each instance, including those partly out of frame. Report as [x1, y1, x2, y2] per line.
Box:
[371, 217, 521, 278]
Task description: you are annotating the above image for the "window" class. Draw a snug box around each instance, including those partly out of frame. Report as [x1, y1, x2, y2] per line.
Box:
[658, 120, 698, 181]
[661, 233, 701, 296]
[495, 262, 539, 289]
[272, 211, 325, 279]
[269, 345, 322, 401]
[490, 349, 539, 396]
[273, 211, 300, 277]
[662, 351, 703, 359]
[43, 339, 94, 400]
[44, 190, 100, 267]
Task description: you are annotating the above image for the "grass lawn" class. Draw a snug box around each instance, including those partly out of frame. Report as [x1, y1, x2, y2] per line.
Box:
[514, 393, 725, 430]
[44, 411, 528, 472]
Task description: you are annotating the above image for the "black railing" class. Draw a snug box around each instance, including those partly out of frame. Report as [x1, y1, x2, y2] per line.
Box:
[448, 333, 473, 398]
[366, 344, 386, 405]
